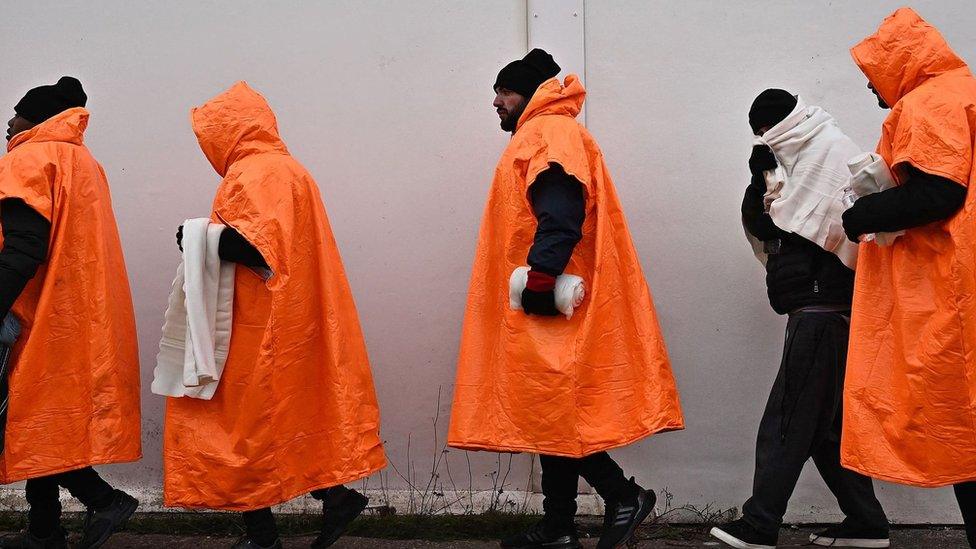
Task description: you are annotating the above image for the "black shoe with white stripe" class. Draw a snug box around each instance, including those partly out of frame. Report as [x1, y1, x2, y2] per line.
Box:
[809, 521, 890, 547]
[709, 519, 776, 549]
[596, 486, 656, 549]
[499, 519, 581, 548]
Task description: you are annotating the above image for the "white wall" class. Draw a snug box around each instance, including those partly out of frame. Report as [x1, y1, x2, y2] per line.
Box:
[0, 0, 973, 524]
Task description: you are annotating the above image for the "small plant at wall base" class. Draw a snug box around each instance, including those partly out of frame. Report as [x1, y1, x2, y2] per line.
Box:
[362, 386, 530, 516]
[341, 386, 738, 543]
[0, 385, 735, 541]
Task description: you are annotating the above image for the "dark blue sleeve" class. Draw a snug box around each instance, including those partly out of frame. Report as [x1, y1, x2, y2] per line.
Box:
[0, 198, 50, 319]
[526, 164, 585, 276]
[218, 226, 268, 268]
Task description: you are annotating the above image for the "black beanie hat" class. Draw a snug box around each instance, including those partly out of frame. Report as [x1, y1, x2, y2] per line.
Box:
[14, 76, 87, 124]
[494, 48, 561, 99]
[749, 89, 797, 133]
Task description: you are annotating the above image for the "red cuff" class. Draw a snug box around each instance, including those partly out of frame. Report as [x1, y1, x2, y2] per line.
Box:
[526, 270, 556, 292]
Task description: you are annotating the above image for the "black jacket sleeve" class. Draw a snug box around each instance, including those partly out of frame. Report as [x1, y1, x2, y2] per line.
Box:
[526, 165, 586, 277]
[0, 199, 50, 319]
[843, 166, 967, 238]
[742, 174, 785, 241]
[218, 227, 268, 269]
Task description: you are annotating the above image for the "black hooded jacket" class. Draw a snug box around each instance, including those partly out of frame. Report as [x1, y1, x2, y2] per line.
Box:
[742, 175, 854, 314]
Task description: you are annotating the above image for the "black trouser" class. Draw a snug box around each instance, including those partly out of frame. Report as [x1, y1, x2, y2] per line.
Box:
[242, 485, 350, 546]
[25, 466, 115, 537]
[540, 452, 638, 528]
[954, 483, 976, 548]
[741, 312, 888, 537]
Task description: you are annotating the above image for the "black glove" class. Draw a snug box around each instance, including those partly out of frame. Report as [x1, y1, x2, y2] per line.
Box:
[749, 144, 777, 176]
[521, 288, 560, 316]
[842, 205, 865, 243]
[176, 225, 184, 252]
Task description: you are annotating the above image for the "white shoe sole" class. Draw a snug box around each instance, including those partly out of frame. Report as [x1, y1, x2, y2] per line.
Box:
[809, 534, 890, 547]
[709, 527, 776, 549]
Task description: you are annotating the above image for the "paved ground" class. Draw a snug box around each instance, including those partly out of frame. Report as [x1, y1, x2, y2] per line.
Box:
[41, 526, 968, 548]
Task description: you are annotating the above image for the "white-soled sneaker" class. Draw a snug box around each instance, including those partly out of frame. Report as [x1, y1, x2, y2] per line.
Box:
[809, 522, 890, 548]
[709, 518, 777, 549]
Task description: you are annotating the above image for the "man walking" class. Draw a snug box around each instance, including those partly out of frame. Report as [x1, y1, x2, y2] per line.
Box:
[710, 89, 889, 549]
[841, 8, 976, 547]
[449, 49, 684, 549]
[164, 82, 386, 549]
[0, 77, 141, 549]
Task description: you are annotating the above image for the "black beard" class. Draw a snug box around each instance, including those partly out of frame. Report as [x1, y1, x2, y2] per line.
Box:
[500, 114, 517, 132]
[499, 103, 526, 133]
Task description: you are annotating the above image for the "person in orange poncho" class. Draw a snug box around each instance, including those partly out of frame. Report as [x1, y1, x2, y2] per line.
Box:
[840, 8, 976, 547]
[0, 77, 141, 549]
[164, 82, 386, 549]
[448, 49, 684, 549]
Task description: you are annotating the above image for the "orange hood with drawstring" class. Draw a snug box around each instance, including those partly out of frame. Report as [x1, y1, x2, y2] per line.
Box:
[0, 108, 141, 482]
[447, 75, 684, 457]
[842, 8, 976, 487]
[163, 82, 386, 510]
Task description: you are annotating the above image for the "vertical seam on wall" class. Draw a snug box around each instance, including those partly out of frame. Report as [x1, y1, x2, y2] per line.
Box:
[524, 0, 530, 51]
[581, 0, 587, 126]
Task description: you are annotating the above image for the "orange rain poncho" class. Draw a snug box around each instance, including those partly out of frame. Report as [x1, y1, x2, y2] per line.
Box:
[448, 76, 684, 458]
[0, 108, 141, 482]
[842, 8, 976, 487]
[163, 82, 386, 510]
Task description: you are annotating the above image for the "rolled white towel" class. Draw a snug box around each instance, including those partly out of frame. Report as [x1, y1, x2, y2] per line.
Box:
[845, 153, 904, 246]
[509, 266, 585, 320]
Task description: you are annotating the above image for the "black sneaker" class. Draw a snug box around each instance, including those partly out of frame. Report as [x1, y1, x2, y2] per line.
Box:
[809, 522, 890, 547]
[0, 528, 67, 549]
[596, 486, 656, 549]
[77, 489, 138, 549]
[310, 488, 369, 548]
[231, 536, 283, 549]
[499, 519, 581, 548]
[709, 519, 777, 549]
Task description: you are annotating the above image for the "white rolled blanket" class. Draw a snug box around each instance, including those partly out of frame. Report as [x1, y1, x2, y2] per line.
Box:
[152, 218, 235, 400]
[845, 153, 903, 246]
[509, 266, 585, 320]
